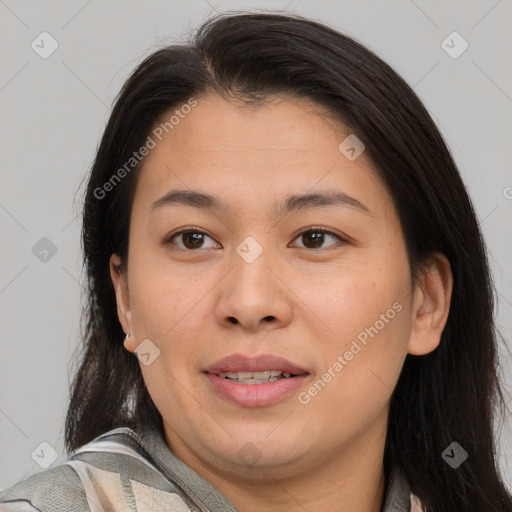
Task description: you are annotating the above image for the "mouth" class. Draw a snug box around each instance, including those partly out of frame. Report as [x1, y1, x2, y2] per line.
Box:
[203, 353, 310, 406]
[203, 353, 309, 381]
[209, 370, 307, 384]
[215, 370, 301, 384]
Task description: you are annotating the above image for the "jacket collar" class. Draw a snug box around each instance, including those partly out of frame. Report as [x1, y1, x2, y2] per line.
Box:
[381, 466, 413, 511]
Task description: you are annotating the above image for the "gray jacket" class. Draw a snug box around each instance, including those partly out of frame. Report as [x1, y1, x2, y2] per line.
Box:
[0, 426, 423, 511]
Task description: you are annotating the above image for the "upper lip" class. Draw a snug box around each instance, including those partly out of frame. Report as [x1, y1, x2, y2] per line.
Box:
[204, 353, 309, 375]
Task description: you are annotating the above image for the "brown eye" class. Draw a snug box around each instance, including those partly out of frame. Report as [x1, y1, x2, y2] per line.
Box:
[166, 229, 219, 251]
[291, 228, 345, 250]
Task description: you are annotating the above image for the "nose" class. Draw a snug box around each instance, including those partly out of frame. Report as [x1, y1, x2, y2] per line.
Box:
[214, 243, 293, 332]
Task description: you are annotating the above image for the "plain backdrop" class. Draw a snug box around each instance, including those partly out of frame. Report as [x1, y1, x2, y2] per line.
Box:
[1, 0, 511, 492]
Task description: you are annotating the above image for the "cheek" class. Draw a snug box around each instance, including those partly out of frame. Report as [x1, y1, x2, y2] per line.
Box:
[128, 263, 208, 413]
[319, 259, 408, 344]
[302, 253, 411, 413]
[127, 246, 205, 337]
[299, 300, 410, 445]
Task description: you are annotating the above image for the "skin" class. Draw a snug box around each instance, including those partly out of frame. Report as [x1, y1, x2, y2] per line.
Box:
[110, 93, 453, 512]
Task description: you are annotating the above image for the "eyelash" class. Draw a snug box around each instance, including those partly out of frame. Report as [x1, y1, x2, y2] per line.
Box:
[164, 226, 346, 251]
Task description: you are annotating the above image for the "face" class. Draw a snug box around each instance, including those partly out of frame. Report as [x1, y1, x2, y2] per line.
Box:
[111, 93, 445, 483]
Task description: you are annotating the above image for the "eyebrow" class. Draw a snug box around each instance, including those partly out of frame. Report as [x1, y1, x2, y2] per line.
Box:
[150, 189, 372, 217]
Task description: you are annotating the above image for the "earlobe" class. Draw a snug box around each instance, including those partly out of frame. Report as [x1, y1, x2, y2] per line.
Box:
[407, 252, 453, 356]
[123, 332, 135, 353]
[109, 254, 135, 352]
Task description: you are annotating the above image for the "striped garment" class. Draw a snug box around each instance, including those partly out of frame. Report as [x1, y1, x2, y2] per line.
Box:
[0, 426, 423, 511]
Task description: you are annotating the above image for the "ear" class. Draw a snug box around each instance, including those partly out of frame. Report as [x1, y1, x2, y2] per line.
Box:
[408, 252, 453, 356]
[110, 254, 136, 352]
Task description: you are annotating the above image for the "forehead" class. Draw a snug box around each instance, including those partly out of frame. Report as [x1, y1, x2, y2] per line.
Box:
[132, 93, 390, 218]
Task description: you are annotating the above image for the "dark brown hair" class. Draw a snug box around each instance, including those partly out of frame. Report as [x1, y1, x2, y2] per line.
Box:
[66, 11, 512, 511]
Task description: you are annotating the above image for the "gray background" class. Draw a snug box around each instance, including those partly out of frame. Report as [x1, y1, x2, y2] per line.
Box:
[1, 0, 511, 492]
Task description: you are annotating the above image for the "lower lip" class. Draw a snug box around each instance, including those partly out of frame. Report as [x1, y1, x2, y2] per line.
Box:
[204, 373, 309, 407]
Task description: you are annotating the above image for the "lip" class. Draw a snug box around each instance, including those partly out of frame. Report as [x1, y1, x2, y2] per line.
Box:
[203, 353, 310, 407]
[204, 373, 310, 407]
[204, 353, 309, 375]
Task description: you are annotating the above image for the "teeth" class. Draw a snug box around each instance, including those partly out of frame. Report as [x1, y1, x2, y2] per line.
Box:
[252, 371, 272, 379]
[218, 370, 293, 383]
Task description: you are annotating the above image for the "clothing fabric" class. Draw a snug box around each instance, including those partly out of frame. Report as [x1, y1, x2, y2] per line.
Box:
[0, 426, 423, 511]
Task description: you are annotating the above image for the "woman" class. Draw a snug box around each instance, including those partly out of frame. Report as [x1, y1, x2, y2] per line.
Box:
[1, 11, 510, 512]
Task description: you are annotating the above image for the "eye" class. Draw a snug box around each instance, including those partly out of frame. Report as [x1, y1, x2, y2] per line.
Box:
[165, 228, 220, 251]
[290, 227, 346, 250]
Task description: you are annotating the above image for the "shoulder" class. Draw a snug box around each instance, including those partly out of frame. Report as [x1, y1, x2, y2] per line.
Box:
[1, 427, 204, 512]
[0, 463, 87, 511]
